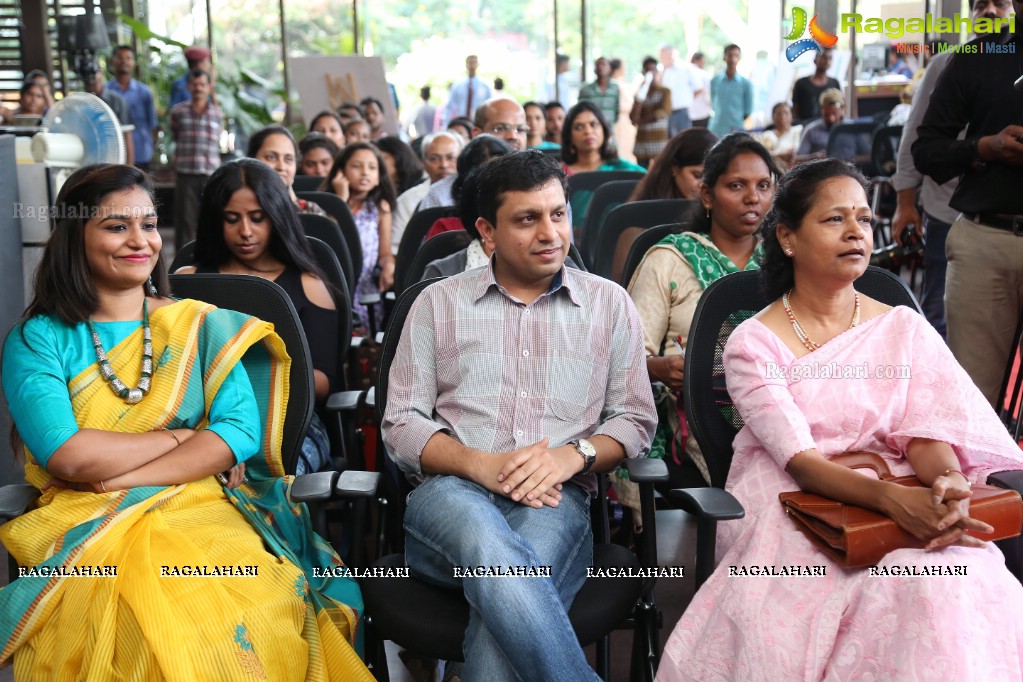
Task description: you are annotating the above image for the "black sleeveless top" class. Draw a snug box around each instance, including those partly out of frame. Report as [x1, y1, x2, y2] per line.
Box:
[195, 265, 340, 393]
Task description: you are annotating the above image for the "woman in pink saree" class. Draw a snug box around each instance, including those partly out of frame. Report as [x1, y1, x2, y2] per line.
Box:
[658, 159, 1023, 681]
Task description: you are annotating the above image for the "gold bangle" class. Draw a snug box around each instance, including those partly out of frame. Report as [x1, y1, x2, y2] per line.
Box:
[166, 430, 182, 447]
[943, 468, 972, 490]
[100, 480, 107, 493]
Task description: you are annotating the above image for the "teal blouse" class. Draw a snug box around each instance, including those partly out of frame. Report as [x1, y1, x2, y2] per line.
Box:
[2, 310, 260, 468]
[569, 158, 646, 228]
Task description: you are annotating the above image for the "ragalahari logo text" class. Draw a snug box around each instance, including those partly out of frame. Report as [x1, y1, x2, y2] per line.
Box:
[784, 7, 839, 62]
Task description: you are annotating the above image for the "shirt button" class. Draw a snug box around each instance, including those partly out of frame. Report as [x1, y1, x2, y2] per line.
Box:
[524, 309, 531, 315]
[520, 391, 527, 398]
[517, 430, 524, 436]
[523, 350, 529, 357]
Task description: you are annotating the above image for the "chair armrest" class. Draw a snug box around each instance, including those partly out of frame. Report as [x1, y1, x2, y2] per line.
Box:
[0, 484, 39, 522]
[364, 386, 376, 409]
[351, 335, 367, 348]
[669, 487, 745, 588]
[623, 458, 668, 484]
[325, 389, 364, 413]
[987, 469, 1023, 494]
[384, 291, 396, 302]
[668, 487, 745, 521]
[358, 293, 382, 306]
[374, 332, 385, 345]
[290, 471, 340, 503]
[335, 470, 380, 498]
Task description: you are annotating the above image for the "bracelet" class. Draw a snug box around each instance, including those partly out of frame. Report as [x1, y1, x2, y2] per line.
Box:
[166, 430, 182, 447]
[100, 480, 107, 493]
[943, 468, 972, 490]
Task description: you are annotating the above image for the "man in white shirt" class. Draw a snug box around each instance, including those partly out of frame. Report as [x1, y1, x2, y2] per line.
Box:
[688, 52, 712, 128]
[660, 45, 699, 136]
[391, 131, 463, 255]
[444, 55, 493, 127]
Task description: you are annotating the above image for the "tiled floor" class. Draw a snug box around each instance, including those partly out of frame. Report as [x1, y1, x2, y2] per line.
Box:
[0, 507, 698, 681]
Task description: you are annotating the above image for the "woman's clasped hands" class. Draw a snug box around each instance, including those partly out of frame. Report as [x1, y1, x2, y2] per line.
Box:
[883, 472, 993, 552]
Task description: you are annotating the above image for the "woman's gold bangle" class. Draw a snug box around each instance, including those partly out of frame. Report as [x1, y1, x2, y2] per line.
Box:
[943, 468, 972, 490]
[167, 430, 182, 447]
[100, 480, 107, 493]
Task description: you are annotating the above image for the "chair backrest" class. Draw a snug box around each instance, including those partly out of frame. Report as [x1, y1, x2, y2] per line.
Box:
[169, 241, 196, 274]
[394, 206, 458, 294]
[827, 121, 877, 173]
[591, 199, 693, 280]
[683, 266, 923, 489]
[406, 230, 473, 285]
[579, 179, 641, 268]
[567, 170, 645, 196]
[293, 175, 325, 193]
[299, 212, 357, 295]
[296, 191, 364, 275]
[997, 312, 1023, 443]
[306, 236, 354, 364]
[620, 223, 682, 288]
[871, 125, 902, 177]
[169, 273, 314, 474]
[375, 278, 446, 423]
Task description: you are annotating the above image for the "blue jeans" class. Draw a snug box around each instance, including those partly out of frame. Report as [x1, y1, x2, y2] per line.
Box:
[668, 108, 691, 137]
[404, 476, 599, 682]
[922, 211, 951, 339]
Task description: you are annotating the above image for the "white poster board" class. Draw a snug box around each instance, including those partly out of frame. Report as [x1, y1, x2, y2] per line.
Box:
[291, 55, 398, 136]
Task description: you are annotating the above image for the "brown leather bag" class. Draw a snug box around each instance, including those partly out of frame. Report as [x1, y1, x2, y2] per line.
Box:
[778, 452, 1023, 568]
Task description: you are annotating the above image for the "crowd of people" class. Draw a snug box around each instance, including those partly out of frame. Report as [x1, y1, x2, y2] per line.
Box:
[3, 3, 1023, 677]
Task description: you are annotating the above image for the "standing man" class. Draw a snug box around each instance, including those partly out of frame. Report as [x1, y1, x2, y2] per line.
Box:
[444, 55, 492, 127]
[579, 56, 620, 128]
[169, 46, 213, 110]
[170, 70, 222, 251]
[892, 0, 1013, 340]
[383, 150, 656, 682]
[408, 86, 437, 139]
[84, 69, 135, 165]
[688, 52, 713, 128]
[790, 49, 840, 124]
[709, 44, 753, 137]
[913, 5, 1023, 406]
[419, 97, 528, 210]
[108, 45, 158, 171]
[660, 45, 698, 136]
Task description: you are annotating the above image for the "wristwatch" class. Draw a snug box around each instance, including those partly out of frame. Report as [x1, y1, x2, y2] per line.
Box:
[569, 438, 597, 474]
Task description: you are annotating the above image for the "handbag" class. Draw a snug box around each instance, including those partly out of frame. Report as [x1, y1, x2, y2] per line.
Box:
[778, 451, 1023, 568]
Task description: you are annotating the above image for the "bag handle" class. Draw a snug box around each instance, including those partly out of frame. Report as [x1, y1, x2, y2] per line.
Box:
[829, 451, 894, 480]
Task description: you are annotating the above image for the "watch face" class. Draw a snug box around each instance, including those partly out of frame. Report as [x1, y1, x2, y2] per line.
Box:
[578, 438, 597, 458]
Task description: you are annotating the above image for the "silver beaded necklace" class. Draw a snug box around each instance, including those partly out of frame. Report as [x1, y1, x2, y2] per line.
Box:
[86, 299, 154, 404]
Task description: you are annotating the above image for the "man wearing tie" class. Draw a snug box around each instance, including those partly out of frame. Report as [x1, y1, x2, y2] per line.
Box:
[444, 55, 492, 126]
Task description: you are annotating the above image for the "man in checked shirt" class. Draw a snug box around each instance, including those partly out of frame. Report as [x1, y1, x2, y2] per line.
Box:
[383, 150, 656, 682]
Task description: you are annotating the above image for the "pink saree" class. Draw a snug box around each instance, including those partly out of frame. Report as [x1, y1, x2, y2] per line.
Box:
[658, 306, 1023, 681]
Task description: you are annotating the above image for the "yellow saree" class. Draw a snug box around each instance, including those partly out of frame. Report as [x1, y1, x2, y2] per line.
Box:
[0, 299, 372, 681]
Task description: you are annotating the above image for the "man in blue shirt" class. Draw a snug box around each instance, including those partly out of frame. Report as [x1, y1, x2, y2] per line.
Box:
[709, 44, 752, 137]
[107, 45, 158, 171]
[444, 55, 492, 127]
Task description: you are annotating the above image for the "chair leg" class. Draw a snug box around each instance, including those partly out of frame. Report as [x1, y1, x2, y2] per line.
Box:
[364, 615, 390, 681]
[595, 634, 610, 680]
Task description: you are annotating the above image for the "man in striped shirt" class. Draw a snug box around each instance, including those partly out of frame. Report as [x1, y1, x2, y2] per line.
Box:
[383, 151, 656, 681]
[170, 69, 221, 250]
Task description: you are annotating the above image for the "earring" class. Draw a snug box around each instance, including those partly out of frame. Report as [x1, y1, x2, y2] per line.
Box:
[146, 276, 157, 296]
[785, 249, 793, 256]
[705, 206, 711, 219]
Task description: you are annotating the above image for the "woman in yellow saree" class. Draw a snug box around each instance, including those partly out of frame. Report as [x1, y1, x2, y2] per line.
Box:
[0, 164, 373, 681]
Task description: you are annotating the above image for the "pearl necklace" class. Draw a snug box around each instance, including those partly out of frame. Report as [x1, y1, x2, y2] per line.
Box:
[782, 289, 860, 352]
[86, 299, 154, 404]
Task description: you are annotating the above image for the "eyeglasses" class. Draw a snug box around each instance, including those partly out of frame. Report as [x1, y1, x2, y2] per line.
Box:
[489, 124, 531, 136]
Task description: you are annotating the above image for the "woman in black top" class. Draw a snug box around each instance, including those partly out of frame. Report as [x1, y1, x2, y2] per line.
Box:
[176, 159, 339, 473]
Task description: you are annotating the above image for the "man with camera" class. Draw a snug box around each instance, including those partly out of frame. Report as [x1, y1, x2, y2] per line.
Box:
[913, 1, 1023, 406]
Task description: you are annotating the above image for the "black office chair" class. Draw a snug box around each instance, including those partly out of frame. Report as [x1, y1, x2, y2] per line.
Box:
[997, 310, 1023, 444]
[296, 191, 364, 276]
[620, 223, 683, 288]
[405, 230, 473, 284]
[871, 125, 902, 177]
[578, 179, 641, 266]
[591, 199, 693, 281]
[567, 170, 645, 197]
[393, 206, 459, 295]
[678, 267, 1023, 588]
[827, 121, 878, 176]
[293, 175, 326, 192]
[298, 212, 357, 297]
[359, 279, 668, 682]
